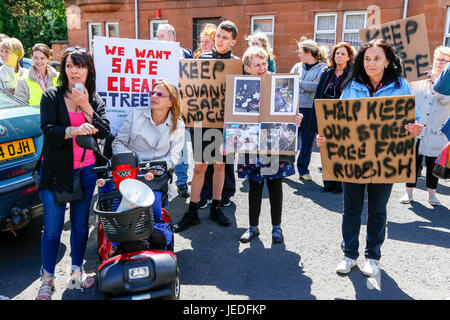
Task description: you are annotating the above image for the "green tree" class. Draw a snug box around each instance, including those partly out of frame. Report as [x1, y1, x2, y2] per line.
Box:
[0, 0, 67, 56]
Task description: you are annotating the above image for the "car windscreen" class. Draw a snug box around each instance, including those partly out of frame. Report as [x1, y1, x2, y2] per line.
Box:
[0, 89, 29, 109]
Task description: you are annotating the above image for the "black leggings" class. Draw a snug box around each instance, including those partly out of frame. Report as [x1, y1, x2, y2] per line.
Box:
[406, 139, 439, 189]
[248, 178, 283, 227]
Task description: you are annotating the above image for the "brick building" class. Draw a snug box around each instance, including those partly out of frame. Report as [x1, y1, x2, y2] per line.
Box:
[64, 0, 450, 72]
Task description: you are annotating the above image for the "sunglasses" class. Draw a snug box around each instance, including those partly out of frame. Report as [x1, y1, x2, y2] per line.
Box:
[65, 47, 89, 54]
[150, 91, 170, 98]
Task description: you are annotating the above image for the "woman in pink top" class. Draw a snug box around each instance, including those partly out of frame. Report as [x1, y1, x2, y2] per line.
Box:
[36, 47, 110, 300]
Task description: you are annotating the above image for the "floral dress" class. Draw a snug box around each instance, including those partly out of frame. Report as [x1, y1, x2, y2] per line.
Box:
[237, 154, 295, 184]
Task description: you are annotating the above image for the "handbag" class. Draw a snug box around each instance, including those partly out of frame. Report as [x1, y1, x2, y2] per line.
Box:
[432, 142, 450, 179]
[142, 170, 173, 193]
[54, 149, 87, 205]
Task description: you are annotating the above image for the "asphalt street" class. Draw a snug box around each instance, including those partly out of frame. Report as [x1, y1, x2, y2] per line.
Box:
[0, 145, 449, 300]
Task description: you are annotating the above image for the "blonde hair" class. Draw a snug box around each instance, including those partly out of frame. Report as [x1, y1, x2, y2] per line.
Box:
[246, 32, 275, 59]
[242, 46, 268, 67]
[296, 37, 328, 63]
[153, 80, 182, 132]
[0, 37, 24, 68]
[434, 45, 450, 58]
[194, 23, 217, 58]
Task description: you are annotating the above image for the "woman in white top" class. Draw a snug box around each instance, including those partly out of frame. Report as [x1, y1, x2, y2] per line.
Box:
[400, 46, 450, 206]
[0, 37, 25, 93]
[112, 79, 185, 170]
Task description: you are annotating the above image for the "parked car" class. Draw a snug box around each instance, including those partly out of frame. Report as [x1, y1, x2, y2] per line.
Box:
[19, 57, 61, 72]
[0, 88, 43, 235]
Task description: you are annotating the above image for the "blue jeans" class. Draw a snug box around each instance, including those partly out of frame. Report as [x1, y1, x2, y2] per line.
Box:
[40, 164, 97, 276]
[297, 108, 315, 176]
[341, 182, 393, 261]
[174, 130, 190, 186]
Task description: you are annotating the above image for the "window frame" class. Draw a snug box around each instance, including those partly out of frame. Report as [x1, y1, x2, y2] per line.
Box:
[444, 7, 450, 46]
[250, 15, 275, 35]
[105, 22, 120, 38]
[314, 12, 337, 47]
[88, 22, 102, 51]
[150, 19, 169, 40]
[342, 11, 367, 47]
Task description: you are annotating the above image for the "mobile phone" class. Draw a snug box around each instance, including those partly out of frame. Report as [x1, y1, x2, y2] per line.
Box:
[74, 83, 84, 93]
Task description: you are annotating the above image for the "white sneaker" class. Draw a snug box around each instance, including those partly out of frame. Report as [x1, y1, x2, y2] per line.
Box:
[68, 265, 82, 289]
[336, 257, 357, 274]
[362, 259, 379, 277]
[399, 193, 413, 204]
[428, 195, 441, 206]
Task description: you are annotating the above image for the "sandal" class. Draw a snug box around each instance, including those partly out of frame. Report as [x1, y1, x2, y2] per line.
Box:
[272, 227, 284, 244]
[81, 275, 96, 289]
[36, 277, 55, 300]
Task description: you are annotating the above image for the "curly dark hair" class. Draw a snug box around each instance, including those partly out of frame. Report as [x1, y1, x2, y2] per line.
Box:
[342, 39, 403, 90]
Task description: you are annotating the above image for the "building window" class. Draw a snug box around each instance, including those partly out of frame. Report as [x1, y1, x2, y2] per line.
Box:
[250, 16, 275, 47]
[88, 22, 102, 51]
[314, 13, 337, 51]
[193, 18, 221, 51]
[342, 11, 367, 49]
[150, 20, 168, 40]
[444, 7, 450, 46]
[106, 22, 119, 38]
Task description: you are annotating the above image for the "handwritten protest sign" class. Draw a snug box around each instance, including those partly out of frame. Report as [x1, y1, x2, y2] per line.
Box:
[315, 96, 416, 183]
[179, 59, 242, 128]
[359, 14, 430, 82]
[223, 74, 299, 155]
[94, 36, 180, 134]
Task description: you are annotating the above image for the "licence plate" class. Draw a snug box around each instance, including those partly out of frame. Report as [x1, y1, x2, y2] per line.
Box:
[0, 138, 36, 161]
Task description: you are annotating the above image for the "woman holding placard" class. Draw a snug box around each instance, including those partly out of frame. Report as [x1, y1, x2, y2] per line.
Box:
[316, 39, 423, 277]
[399, 46, 450, 206]
[310, 42, 356, 194]
[238, 46, 303, 244]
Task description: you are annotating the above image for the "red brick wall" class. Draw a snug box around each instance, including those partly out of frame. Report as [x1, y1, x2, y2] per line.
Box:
[66, 0, 449, 72]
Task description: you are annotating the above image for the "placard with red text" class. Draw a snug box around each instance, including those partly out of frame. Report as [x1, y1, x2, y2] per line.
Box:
[94, 36, 180, 134]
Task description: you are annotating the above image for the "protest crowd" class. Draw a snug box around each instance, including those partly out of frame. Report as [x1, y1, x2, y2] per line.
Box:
[0, 16, 449, 300]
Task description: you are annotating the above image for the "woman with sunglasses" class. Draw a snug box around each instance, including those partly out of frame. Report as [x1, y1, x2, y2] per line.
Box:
[399, 45, 450, 206]
[0, 37, 25, 94]
[112, 79, 185, 221]
[15, 43, 59, 106]
[36, 47, 110, 300]
[311, 42, 356, 193]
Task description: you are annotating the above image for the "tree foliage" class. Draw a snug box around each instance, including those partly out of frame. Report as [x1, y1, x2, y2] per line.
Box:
[0, 0, 67, 56]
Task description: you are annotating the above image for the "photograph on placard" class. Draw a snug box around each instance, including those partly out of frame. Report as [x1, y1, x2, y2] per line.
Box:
[270, 75, 298, 115]
[232, 77, 261, 115]
[224, 122, 260, 152]
[259, 122, 297, 151]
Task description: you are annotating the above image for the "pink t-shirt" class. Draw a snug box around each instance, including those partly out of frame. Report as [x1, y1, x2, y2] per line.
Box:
[69, 112, 97, 169]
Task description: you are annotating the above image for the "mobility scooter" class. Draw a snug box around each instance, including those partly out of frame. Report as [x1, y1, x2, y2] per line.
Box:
[77, 136, 180, 300]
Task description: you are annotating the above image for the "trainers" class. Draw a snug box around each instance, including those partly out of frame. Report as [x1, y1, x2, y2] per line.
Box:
[428, 195, 441, 206]
[300, 174, 312, 181]
[173, 210, 200, 232]
[68, 266, 82, 289]
[220, 197, 231, 207]
[239, 227, 260, 243]
[176, 183, 190, 198]
[336, 257, 357, 274]
[208, 207, 230, 226]
[198, 198, 212, 209]
[399, 193, 413, 204]
[362, 258, 379, 277]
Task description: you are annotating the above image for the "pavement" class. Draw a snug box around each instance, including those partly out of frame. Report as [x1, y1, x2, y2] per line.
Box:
[1, 145, 449, 300]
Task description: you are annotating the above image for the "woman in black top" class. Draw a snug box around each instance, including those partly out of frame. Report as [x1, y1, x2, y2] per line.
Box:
[36, 47, 110, 300]
[311, 42, 356, 193]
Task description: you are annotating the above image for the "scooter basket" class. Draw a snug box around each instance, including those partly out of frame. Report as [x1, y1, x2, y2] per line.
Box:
[94, 191, 154, 242]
